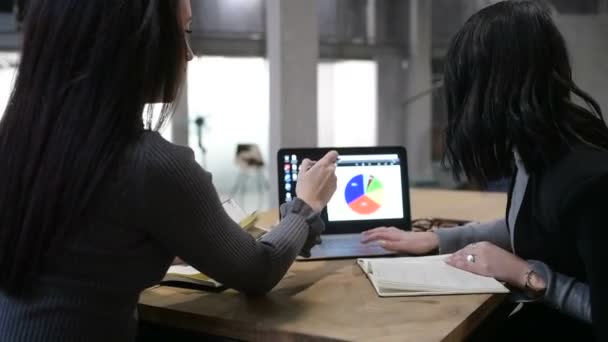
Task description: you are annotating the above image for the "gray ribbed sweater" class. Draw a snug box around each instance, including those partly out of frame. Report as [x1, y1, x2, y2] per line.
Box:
[0, 131, 324, 342]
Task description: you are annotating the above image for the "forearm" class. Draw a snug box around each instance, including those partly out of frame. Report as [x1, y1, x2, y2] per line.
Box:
[175, 199, 318, 296]
[171, 200, 323, 276]
[278, 199, 324, 257]
[245, 198, 324, 290]
[436, 218, 511, 254]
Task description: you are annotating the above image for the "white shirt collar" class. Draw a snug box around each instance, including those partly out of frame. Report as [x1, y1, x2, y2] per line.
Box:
[513, 149, 527, 173]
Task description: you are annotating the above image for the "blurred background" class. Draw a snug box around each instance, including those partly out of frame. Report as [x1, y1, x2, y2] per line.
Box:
[0, 0, 606, 212]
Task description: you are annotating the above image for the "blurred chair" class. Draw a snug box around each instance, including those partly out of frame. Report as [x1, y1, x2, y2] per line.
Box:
[230, 144, 269, 206]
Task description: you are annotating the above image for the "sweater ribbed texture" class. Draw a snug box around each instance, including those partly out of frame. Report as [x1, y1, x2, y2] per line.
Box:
[0, 131, 322, 341]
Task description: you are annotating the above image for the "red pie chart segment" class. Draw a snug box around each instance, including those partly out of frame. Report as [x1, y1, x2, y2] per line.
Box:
[348, 195, 381, 215]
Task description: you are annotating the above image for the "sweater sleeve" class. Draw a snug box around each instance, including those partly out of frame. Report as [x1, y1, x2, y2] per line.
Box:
[435, 218, 511, 254]
[142, 138, 323, 295]
[574, 201, 608, 341]
[511, 260, 591, 323]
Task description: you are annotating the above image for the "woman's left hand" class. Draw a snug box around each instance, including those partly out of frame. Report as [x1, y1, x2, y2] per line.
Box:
[446, 241, 530, 289]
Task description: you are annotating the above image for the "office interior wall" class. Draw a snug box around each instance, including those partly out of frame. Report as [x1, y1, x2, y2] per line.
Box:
[0, 6, 604, 195]
[0, 66, 15, 120]
[375, 0, 433, 185]
[318, 60, 378, 147]
[144, 104, 173, 142]
[187, 56, 270, 195]
[555, 14, 608, 116]
[185, 56, 378, 195]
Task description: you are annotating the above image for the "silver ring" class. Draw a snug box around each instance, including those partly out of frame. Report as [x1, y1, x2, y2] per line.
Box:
[466, 254, 476, 263]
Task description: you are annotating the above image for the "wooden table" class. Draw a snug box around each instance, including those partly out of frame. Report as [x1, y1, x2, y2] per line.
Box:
[139, 189, 508, 342]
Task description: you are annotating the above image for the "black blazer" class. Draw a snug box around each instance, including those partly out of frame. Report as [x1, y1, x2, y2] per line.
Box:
[510, 147, 608, 341]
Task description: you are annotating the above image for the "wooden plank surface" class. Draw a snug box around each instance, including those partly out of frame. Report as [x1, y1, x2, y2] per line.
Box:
[139, 189, 508, 342]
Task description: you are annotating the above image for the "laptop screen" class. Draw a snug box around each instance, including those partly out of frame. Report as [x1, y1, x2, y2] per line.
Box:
[277, 147, 411, 233]
[327, 154, 404, 222]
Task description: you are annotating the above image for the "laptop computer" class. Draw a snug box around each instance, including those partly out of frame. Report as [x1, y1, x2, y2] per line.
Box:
[277, 146, 411, 260]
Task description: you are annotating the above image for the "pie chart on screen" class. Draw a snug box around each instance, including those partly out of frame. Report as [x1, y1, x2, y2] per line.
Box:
[344, 174, 384, 215]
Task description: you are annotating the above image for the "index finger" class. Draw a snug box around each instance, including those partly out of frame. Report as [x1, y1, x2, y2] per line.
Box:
[300, 159, 314, 172]
[316, 151, 339, 166]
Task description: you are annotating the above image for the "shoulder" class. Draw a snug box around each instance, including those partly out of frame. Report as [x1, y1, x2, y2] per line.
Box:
[136, 132, 223, 233]
[139, 131, 211, 188]
[540, 147, 608, 199]
[141, 131, 196, 165]
[537, 147, 608, 223]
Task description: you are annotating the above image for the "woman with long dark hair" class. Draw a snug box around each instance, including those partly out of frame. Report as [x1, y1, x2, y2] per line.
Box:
[363, 1, 607, 340]
[0, 1, 337, 341]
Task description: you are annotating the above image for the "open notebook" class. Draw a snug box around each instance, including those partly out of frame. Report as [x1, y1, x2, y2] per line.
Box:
[160, 198, 268, 291]
[357, 255, 509, 297]
[162, 265, 225, 291]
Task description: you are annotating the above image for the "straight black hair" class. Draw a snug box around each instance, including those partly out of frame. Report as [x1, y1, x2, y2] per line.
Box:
[443, 0, 608, 186]
[0, 0, 187, 295]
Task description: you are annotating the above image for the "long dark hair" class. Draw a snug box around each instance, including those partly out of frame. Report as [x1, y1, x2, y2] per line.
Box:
[0, 0, 187, 294]
[443, 1, 608, 186]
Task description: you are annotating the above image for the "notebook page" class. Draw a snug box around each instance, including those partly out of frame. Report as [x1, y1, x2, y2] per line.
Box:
[166, 265, 221, 284]
[167, 265, 200, 276]
[370, 257, 505, 291]
[222, 198, 248, 223]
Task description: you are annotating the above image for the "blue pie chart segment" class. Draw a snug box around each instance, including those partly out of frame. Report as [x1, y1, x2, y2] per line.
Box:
[345, 174, 365, 204]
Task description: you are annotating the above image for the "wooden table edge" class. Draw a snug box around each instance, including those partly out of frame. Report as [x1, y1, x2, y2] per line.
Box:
[441, 293, 509, 342]
[138, 301, 348, 342]
[138, 291, 509, 342]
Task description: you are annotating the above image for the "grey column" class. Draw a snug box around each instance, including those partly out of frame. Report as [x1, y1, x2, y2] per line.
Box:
[376, 53, 406, 147]
[375, 0, 407, 148]
[266, 0, 319, 205]
[403, 0, 434, 183]
[376, 0, 433, 184]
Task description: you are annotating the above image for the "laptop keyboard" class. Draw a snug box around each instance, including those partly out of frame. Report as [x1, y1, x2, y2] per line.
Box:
[309, 234, 391, 258]
[319, 237, 381, 251]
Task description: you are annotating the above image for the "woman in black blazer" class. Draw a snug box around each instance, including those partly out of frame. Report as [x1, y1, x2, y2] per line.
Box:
[363, 1, 608, 340]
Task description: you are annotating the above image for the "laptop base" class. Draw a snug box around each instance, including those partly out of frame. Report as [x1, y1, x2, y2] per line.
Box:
[297, 234, 396, 261]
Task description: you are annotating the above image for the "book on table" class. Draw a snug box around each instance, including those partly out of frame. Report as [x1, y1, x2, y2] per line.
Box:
[357, 255, 510, 297]
[162, 265, 224, 291]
